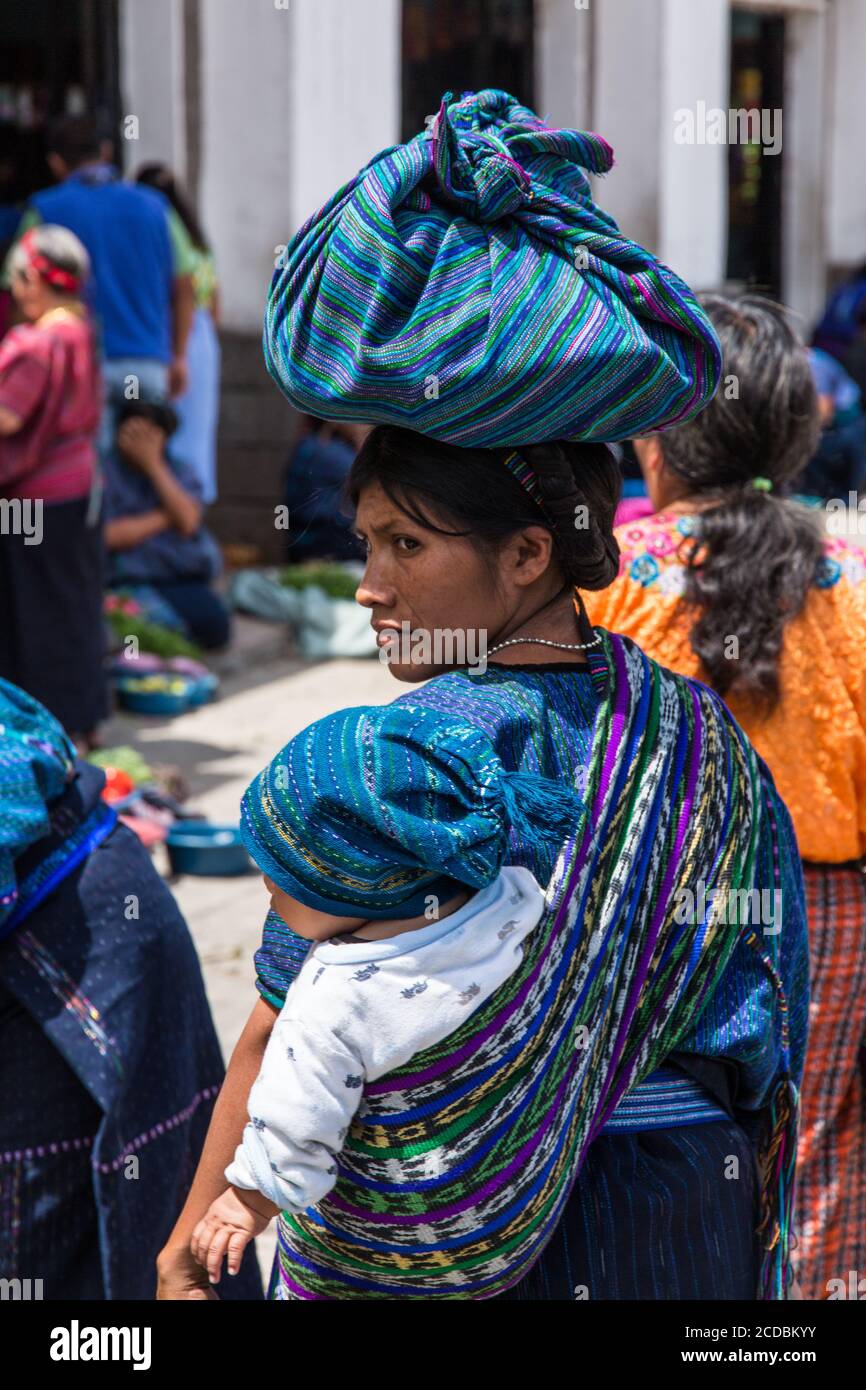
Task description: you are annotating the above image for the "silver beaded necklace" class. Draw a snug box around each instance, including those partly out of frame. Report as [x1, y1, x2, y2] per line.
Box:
[485, 629, 602, 657]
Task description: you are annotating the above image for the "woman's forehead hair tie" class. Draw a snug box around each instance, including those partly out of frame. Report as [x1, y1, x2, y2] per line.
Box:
[19, 228, 82, 294]
[752, 476, 773, 492]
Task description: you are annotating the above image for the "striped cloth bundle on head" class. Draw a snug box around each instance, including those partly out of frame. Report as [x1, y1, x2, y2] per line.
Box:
[264, 89, 722, 447]
[268, 630, 808, 1301]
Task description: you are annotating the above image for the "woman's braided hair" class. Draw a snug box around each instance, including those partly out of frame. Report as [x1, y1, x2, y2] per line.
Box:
[658, 293, 823, 712]
[518, 440, 621, 590]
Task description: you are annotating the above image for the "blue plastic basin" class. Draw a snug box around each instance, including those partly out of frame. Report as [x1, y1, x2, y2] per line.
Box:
[115, 678, 197, 716]
[166, 821, 256, 876]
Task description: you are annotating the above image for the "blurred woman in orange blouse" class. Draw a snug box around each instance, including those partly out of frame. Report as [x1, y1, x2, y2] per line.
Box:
[583, 293, 866, 1300]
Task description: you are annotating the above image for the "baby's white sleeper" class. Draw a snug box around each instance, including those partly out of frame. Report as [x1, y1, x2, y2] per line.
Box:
[225, 865, 545, 1211]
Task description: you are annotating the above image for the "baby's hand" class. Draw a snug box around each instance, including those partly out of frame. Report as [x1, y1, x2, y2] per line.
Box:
[191, 1187, 275, 1283]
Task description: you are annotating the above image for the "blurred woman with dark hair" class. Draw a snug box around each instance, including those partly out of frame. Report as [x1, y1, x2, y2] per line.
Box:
[583, 292, 866, 1300]
[135, 164, 221, 505]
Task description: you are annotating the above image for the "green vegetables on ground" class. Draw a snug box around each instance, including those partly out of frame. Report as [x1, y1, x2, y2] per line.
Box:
[277, 563, 360, 601]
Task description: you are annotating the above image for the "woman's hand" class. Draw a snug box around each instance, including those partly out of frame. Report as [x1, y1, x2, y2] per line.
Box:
[156, 1243, 219, 1301]
[117, 417, 165, 475]
[153, 997, 279, 1301]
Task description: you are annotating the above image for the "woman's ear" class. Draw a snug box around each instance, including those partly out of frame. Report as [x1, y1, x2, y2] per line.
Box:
[633, 434, 665, 480]
[504, 525, 556, 588]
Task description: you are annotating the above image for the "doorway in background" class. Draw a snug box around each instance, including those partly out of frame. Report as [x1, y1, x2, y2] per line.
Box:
[726, 7, 785, 296]
[401, 0, 535, 141]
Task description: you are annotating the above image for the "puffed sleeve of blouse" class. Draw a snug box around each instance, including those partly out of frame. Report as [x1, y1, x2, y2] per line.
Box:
[826, 549, 866, 857]
[249, 700, 586, 1006]
[0, 332, 51, 479]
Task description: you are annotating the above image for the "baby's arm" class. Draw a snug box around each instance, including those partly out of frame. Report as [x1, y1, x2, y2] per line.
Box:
[190, 1004, 366, 1284]
[224, 1006, 366, 1213]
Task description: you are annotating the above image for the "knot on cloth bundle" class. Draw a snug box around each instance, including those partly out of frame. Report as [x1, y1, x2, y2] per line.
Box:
[239, 702, 586, 920]
[428, 88, 602, 222]
[0, 679, 75, 929]
[264, 88, 722, 447]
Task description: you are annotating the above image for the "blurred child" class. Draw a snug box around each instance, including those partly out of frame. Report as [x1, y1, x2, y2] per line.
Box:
[103, 398, 230, 649]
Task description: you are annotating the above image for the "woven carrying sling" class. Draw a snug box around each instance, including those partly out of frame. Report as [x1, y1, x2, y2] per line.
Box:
[272, 630, 799, 1300]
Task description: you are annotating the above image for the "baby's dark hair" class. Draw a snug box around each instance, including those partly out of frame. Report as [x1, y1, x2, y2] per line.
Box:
[347, 425, 621, 591]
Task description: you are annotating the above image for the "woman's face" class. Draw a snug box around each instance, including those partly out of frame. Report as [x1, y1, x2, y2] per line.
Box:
[353, 480, 552, 682]
[11, 267, 46, 321]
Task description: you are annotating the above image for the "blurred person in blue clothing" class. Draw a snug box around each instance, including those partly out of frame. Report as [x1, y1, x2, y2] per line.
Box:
[812, 262, 866, 363]
[135, 163, 222, 506]
[0, 677, 262, 1300]
[8, 115, 196, 489]
[282, 417, 367, 563]
[102, 399, 230, 650]
[842, 300, 866, 406]
[800, 346, 866, 498]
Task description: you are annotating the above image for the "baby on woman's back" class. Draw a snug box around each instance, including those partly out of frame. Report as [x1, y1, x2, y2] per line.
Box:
[191, 861, 543, 1281]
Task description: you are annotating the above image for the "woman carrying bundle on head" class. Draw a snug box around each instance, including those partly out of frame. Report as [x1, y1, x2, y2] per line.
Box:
[157, 91, 809, 1302]
[583, 292, 866, 1300]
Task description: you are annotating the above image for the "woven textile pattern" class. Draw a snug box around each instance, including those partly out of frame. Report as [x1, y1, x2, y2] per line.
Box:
[0, 678, 75, 931]
[583, 512, 866, 863]
[795, 864, 866, 1300]
[263, 89, 722, 447]
[271, 630, 805, 1300]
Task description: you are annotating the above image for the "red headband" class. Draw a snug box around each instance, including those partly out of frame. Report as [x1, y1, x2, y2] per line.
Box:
[19, 228, 82, 294]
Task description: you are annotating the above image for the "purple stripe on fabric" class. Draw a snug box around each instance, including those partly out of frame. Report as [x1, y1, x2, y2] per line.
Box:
[366, 634, 618, 1096]
[276, 1272, 327, 1300]
[544, 630, 622, 916]
[593, 681, 704, 1129]
[364, 906, 562, 1094]
[593, 632, 626, 814]
[334, 1049, 580, 1224]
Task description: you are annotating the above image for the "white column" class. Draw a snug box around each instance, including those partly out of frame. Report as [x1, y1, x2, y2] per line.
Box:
[658, 0, 729, 290]
[535, 0, 593, 131]
[825, 0, 866, 268]
[592, 0, 665, 253]
[781, 7, 828, 324]
[198, 0, 399, 334]
[118, 0, 187, 177]
[289, 0, 400, 232]
[198, 0, 293, 333]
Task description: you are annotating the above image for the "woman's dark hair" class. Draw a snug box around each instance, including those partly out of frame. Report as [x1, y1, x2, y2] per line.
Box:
[46, 114, 101, 170]
[346, 426, 621, 591]
[659, 292, 823, 712]
[118, 398, 179, 437]
[134, 162, 210, 251]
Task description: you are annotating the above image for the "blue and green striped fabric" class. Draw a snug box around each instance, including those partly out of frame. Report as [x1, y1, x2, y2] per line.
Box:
[264, 88, 722, 447]
[0, 679, 75, 932]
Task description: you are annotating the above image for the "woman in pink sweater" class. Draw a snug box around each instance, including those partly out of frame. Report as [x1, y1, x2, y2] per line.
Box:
[0, 224, 105, 744]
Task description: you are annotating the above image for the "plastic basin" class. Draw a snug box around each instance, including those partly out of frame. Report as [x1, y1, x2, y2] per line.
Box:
[166, 821, 256, 876]
[114, 676, 197, 716]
